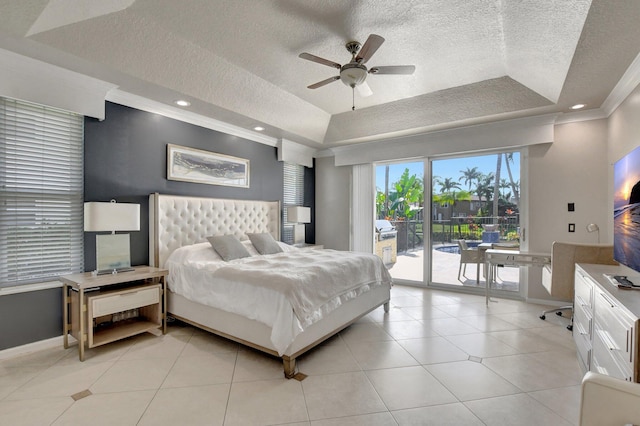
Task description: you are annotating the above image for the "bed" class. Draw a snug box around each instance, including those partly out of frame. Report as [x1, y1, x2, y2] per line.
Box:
[148, 193, 391, 378]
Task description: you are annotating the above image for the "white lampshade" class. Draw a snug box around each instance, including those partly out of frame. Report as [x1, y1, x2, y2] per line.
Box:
[287, 206, 311, 224]
[84, 201, 140, 232]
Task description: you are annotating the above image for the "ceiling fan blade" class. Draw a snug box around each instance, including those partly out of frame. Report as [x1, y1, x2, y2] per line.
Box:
[356, 81, 373, 97]
[355, 34, 385, 64]
[307, 76, 340, 89]
[299, 53, 341, 69]
[369, 65, 416, 75]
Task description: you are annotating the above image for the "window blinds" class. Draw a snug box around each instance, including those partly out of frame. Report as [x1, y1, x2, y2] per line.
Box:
[283, 162, 304, 244]
[0, 97, 84, 287]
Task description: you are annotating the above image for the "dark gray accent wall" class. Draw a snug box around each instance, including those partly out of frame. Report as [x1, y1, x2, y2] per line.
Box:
[1, 101, 314, 351]
[83, 102, 294, 271]
[0, 288, 62, 350]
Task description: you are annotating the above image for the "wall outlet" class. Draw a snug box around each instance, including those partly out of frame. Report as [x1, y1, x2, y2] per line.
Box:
[568, 223, 575, 232]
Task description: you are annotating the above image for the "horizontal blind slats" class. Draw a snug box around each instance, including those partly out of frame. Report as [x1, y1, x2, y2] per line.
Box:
[0, 97, 84, 287]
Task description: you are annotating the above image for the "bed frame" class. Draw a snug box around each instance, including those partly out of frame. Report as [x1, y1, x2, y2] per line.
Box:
[149, 193, 390, 378]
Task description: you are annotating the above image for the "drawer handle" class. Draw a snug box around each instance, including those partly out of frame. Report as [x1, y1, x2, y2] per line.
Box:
[599, 292, 617, 308]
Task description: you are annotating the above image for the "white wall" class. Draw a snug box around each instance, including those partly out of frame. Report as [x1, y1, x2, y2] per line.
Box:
[315, 156, 351, 251]
[526, 119, 609, 300]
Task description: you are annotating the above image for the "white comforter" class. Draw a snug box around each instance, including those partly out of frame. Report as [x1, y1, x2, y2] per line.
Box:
[165, 243, 392, 355]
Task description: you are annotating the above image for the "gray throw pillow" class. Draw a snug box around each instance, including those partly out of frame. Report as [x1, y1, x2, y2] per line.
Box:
[207, 235, 251, 261]
[247, 232, 283, 255]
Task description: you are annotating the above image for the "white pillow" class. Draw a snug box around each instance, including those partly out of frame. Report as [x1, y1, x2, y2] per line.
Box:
[166, 242, 222, 265]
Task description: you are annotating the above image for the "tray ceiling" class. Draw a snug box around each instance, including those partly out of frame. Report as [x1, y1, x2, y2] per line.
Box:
[1, 0, 639, 147]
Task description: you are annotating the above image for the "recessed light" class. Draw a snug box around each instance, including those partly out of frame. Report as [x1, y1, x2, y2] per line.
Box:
[253, 126, 265, 131]
[175, 100, 190, 107]
[571, 103, 585, 110]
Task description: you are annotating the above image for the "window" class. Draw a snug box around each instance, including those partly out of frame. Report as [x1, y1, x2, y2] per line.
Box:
[282, 162, 304, 244]
[0, 97, 84, 287]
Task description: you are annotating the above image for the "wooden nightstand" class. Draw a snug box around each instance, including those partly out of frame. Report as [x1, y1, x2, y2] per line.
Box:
[60, 266, 168, 361]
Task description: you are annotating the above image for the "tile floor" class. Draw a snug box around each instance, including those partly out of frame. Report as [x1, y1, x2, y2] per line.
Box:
[0, 285, 582, 425]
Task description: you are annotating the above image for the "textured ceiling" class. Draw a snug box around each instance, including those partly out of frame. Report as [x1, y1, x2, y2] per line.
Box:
[0, 0, 639, 148]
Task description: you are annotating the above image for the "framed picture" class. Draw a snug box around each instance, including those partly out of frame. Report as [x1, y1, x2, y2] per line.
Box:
[167, 144, 250, 188]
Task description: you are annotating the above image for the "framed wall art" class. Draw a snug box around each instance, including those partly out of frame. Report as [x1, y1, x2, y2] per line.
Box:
[167, 144, 250, 188]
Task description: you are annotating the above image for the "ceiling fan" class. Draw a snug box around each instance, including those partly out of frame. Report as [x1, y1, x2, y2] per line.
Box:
[299, 34, 416, 110]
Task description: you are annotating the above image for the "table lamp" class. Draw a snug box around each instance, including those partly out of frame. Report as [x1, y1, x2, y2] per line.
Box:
[287, 206, 311, 245]
[84, 200, 140, 274]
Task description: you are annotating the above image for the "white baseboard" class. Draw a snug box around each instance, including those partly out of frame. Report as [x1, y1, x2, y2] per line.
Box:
[0, 335, 64, 361]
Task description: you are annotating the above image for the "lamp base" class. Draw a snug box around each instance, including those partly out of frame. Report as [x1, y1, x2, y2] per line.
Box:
[95, 267, 135, 276]
[293, 224, 306, 245]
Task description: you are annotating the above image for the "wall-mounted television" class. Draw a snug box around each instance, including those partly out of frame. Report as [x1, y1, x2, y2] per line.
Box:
[613, 145, 640, 274]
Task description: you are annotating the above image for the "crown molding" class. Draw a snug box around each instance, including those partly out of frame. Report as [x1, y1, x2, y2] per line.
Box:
[106, 89, 278, 147]
[601, 51, 640, 116]
[554, 107, 608, 125]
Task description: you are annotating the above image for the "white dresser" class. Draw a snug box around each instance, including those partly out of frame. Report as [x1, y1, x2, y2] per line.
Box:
[574, 263, 640, 382]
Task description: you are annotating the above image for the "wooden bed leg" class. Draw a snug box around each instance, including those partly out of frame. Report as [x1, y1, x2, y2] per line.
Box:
[384, 302, 390, 313]
[282, 356, 296, 379]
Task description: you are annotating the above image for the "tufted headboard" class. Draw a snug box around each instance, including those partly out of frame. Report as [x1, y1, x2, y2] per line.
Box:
[149, 193, 281, 268]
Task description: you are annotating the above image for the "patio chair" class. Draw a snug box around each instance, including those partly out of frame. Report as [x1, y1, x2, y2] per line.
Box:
[457, 240, 484, 283]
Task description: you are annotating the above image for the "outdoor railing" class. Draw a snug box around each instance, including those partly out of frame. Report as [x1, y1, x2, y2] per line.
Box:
[390, 215, 519, 253]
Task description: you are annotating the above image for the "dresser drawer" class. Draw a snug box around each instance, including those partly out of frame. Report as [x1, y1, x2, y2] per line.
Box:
[91, 285, 160, 317]
[593, 328, 633, 381]
[574, 328, 591, 373]
[574, 271, 594, 310]
[573, 302, 592, 338]
[595, 290, 634, 361]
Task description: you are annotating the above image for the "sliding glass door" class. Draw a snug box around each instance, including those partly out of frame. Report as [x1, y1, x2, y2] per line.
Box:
[430, 152, 523, 297]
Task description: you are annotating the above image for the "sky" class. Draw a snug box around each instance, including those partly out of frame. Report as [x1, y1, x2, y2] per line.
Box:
[375, 153, 521, 192]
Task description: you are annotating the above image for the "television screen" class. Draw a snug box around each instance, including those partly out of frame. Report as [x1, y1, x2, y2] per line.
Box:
[613, 145, 640, 273]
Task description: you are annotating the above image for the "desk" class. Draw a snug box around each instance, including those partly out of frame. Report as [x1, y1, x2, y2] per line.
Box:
[477, 243, 519, 284]
[484, 249, 550, 304]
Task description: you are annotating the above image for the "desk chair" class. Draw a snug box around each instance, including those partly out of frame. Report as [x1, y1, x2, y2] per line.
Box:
[457, 240, 483, 283]
[540, 242, 616, 330]
[579, 372, 640, 425]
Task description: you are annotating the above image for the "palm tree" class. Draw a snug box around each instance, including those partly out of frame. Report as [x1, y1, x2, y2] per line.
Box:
[459, 167, 481, 191]
[492, 154, 502, 222]
[474, 173, 494, 205]
[504, 153, 520, 207]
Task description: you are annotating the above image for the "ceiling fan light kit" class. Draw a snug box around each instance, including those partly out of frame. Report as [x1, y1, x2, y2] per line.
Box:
[299, 34, 415, 110]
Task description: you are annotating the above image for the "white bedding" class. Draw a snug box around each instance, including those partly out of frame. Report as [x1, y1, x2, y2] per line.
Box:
[166, 242, 392, 355]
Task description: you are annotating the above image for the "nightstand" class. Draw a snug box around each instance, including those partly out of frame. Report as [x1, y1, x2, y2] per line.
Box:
[60, 266, 168, 361]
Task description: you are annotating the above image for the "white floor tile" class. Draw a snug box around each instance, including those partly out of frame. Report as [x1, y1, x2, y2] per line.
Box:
[398, 336, 469, 364]
[225, 378, 308, 425]
[52, 390, 155, 426]
[528, 385, 581, 425]
[0, 397, 73, 426]
[444, 333, 520, 358]
[138, 384, 230, 426]
[346, 340, 419, 370]
[162, 352, 236, 387]
[6, 361, 114, 400]
[90, 358, 175, 393]
[366, 365, 457, 410]
[464, 392, 574, 426]
[482, 353, 582, 392]
[310, 412, 397, 425]
[391, 402, 485, 425]
[297, 340, 361, 376]
[302, 372, 387, 420]
[426, 360, 521, 401]
[0, 285, 590, 425]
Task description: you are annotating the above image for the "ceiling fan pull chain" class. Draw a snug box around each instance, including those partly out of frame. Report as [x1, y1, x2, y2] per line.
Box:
[352, 87, 355, 111]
